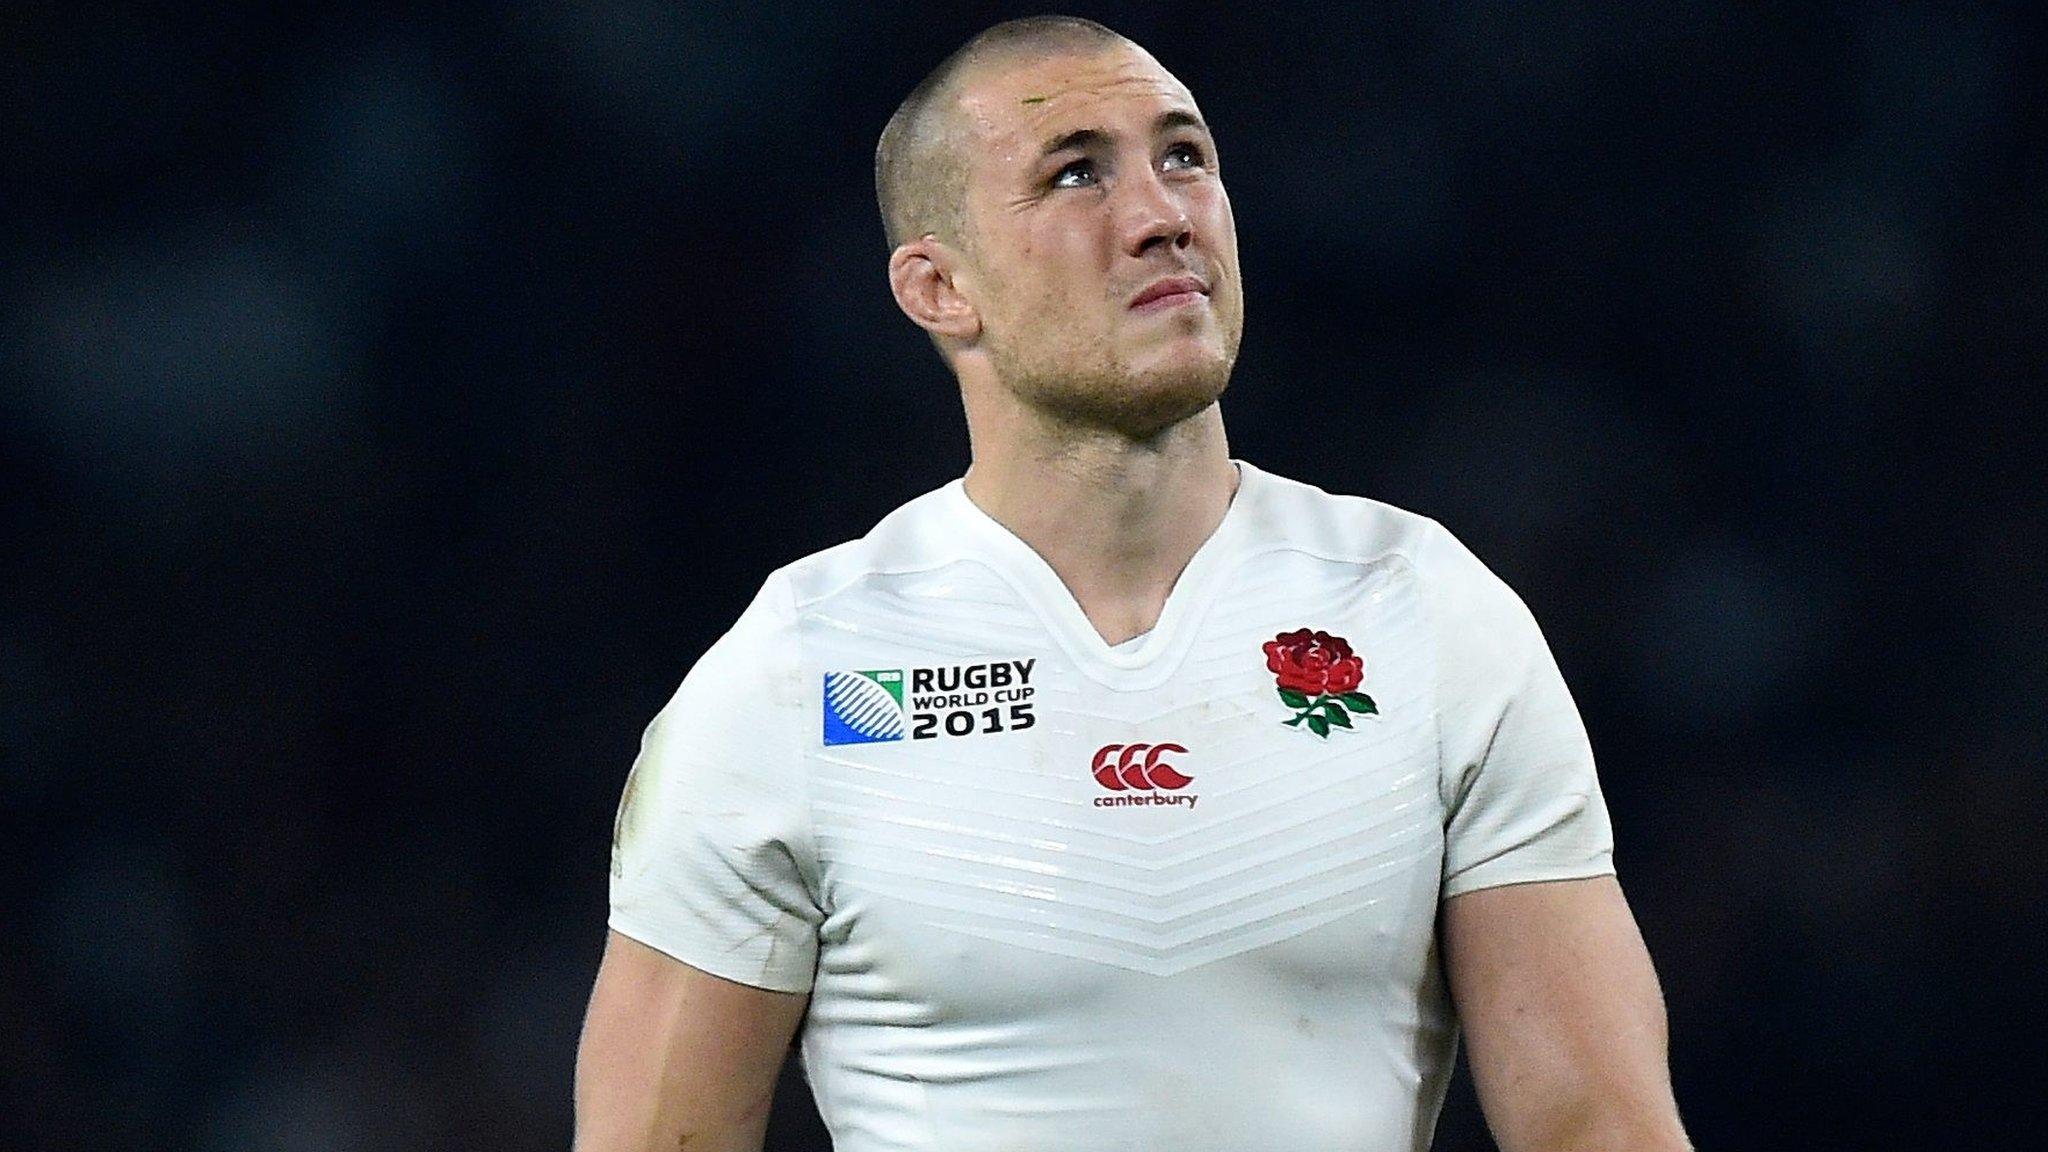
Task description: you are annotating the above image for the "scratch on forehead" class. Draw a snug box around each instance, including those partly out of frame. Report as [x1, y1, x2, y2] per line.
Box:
[971, 48, 1191, 114]
[957, 56, 1195, 154]
[1028, 70, 1186, 108]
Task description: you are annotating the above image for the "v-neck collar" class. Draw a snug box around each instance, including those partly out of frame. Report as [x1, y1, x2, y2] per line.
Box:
[943, 459, 1260, 690]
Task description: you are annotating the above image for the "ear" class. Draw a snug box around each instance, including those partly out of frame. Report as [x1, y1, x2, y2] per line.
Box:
[888, 237, 982, 345]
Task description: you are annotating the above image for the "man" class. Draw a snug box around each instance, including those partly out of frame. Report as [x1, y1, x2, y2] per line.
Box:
[576, 15, 1691, 1152]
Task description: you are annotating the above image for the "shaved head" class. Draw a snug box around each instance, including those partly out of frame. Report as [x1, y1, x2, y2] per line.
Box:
[875, 15, 1131, 252]
[877, 17, 1241, 427]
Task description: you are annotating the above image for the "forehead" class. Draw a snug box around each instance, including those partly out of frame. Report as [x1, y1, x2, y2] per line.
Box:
[953, 44, 1201, 163]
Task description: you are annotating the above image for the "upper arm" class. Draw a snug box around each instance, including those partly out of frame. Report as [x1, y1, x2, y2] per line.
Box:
[609, 578, 822, 995]
[1422, 524, 1614, 899]
[574, 929, 810, 1152]
[586, 577, 822, 1149]
[1441, 875, 1690, 1152]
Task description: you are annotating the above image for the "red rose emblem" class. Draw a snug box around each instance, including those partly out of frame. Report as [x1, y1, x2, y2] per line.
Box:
[1264, 628, 1378, 738]
[1264, 628, 1365, 696]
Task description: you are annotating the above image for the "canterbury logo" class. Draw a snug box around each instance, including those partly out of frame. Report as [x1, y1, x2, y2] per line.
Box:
[1091, 743, 1193, 791]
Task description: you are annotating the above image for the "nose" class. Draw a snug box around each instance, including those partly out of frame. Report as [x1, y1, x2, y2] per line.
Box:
[1118, 165, 1193, 258]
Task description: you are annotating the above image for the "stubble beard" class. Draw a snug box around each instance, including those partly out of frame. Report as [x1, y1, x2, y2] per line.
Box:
[985, 308, 1241, 443]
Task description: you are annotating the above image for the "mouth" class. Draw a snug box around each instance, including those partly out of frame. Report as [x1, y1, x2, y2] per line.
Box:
[1129, 275, 1210, 312]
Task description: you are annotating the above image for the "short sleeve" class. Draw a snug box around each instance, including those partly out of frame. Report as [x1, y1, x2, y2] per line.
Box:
[607, 574, 822, 992]
[1421, 523, 1616, 900]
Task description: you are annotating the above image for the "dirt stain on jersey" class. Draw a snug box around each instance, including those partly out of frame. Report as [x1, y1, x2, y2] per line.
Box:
[610, 719, 667, 877]
[609, 761, 643, 878]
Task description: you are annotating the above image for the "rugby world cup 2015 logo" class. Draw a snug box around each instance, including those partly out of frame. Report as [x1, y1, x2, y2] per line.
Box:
[822, 670, 906, 746]
[823, 660, 1038, 746]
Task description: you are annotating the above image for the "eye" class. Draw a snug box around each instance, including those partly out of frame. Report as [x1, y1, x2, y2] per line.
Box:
[1051, 159, 1097, 189]
[1163, 141, 1206, 170]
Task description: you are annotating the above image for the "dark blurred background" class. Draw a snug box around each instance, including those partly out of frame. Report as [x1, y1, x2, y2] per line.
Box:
[3, 2, 2043, 1149]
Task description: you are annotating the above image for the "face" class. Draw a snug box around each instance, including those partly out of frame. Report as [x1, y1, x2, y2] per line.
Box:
[949, 43, 1243, 438]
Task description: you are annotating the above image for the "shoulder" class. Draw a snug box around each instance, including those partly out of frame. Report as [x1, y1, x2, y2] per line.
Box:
[1240, 462, 1531, 628]
[1239, 461, 1464, 575]
[676, 481, 976, 690]
[771, 482, 977, 613]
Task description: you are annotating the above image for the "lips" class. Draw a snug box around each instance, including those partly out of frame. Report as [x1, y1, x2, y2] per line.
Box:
[1129, 275, 1209, 310]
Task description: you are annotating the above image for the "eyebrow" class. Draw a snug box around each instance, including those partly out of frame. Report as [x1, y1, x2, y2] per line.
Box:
[1034, 109, 1211, 161]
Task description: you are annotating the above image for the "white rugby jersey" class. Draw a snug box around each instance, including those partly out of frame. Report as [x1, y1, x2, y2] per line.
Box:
[609, 460, 1614, 1152]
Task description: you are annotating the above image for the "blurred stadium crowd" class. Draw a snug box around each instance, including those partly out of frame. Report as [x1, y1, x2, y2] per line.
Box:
[2, 3, 2042, 1149]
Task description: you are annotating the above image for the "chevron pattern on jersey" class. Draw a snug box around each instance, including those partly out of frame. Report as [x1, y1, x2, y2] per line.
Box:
[805, 553, 1439, 977]
[812, 733, 1438, 975]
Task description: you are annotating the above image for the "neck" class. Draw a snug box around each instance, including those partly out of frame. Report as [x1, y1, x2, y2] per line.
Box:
[961, 401, 1239, 646]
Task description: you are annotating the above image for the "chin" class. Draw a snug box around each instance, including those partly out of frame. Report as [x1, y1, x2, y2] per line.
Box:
[1022, 354, 1232, 441]
[1120, 360, 1232, 436]
[992, 324, 1239, 439]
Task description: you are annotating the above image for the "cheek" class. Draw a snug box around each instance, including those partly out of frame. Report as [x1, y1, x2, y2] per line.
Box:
[1202, 188, 1238, 258]
[986, 225, 1109, 333]
[1029, 220, 1105, 277]
[1020, 259, 1100, 320]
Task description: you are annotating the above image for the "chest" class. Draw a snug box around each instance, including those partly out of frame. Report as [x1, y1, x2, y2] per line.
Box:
[799, 555, 1446, 1008]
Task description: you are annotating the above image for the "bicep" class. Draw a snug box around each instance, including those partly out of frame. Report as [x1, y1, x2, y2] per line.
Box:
[574, 929, 810, 1152]
[1441, 876, 1689, 1152]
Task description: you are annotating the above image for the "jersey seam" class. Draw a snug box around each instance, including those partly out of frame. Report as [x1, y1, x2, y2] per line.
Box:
[772, 569, 830, 941]
[1406, 527, 1454, 887]
[791, 554, 984, 612]
[1441, 859, 1618, 900]
[1227, 536, 1422, 575]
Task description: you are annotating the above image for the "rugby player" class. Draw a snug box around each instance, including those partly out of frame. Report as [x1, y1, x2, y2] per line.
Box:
[575, 15, 1692, 1152]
